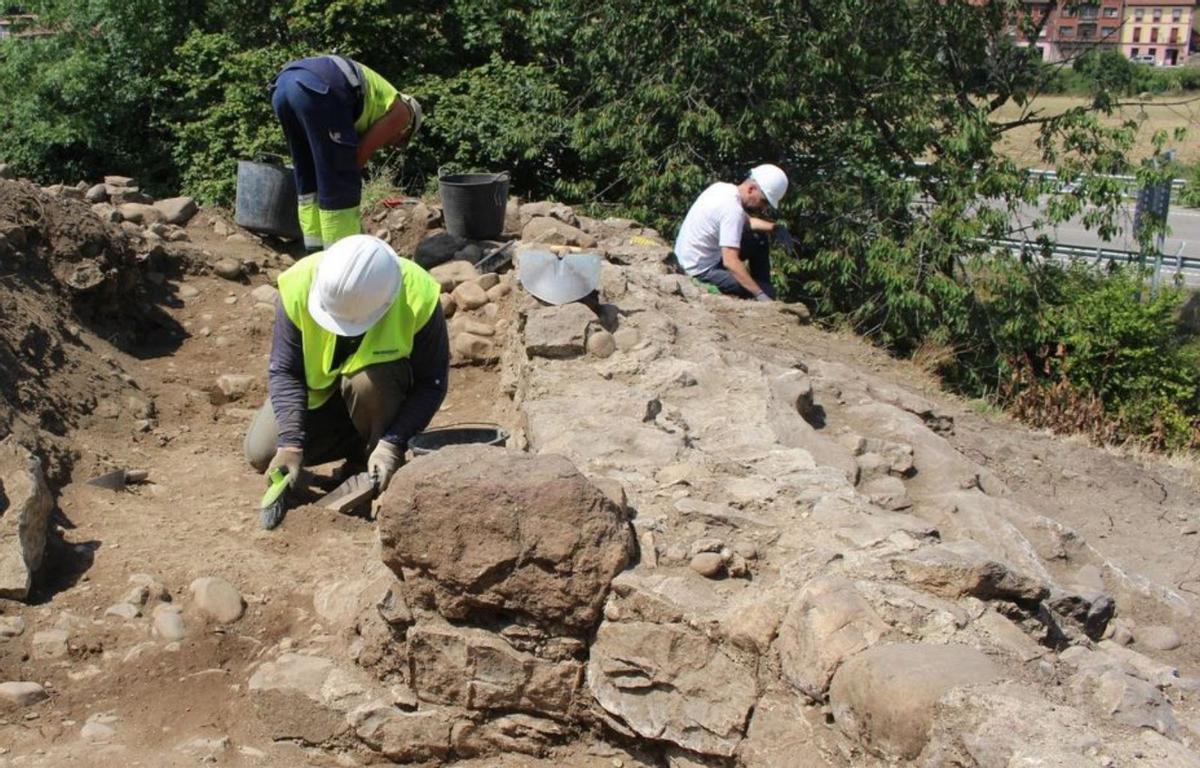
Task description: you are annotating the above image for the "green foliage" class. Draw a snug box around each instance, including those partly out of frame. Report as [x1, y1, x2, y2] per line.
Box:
[164, 33, 294, 204]
[1045, 49, 1200, 96]
[404, 57, 572, 197]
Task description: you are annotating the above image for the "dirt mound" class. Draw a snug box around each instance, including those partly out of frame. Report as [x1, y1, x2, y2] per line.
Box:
[0, 180, 147, 478]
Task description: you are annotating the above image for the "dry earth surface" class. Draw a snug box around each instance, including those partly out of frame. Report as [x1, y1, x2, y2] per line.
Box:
[2, 176, 1200, 766]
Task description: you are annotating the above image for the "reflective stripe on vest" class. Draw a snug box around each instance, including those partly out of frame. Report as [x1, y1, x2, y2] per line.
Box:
[277, 252, 441, 409]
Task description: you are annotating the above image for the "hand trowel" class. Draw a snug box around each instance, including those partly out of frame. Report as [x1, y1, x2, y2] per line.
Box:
[316, 471, 379, 514]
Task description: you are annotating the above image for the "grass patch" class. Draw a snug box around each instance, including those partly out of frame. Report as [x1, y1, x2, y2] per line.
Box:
[994, 94, 1200, 167]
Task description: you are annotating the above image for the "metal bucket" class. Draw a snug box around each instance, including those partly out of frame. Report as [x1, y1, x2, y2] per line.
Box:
[438, 171, 510, 240]
[408, 423, 509, 456]
[235, 159, 303, 239]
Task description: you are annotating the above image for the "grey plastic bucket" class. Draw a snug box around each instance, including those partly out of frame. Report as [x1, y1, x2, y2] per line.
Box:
[438, 172, 510, 240]
[235, 159, 303, 239]
[408, 423, 509, 456]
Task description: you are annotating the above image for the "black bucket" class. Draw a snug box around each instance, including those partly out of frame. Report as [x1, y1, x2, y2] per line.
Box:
[408, 423, 509, 456]
[439, 172, 510, 240]
[235, 159, 303, 239]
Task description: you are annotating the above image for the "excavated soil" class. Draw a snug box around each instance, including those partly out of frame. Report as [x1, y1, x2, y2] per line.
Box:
[2, 181, 1200, 765]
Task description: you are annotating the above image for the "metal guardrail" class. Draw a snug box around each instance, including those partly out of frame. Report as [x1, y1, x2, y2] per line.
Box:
[911, 161, 1188, 198]
[1023, 168, 1186, 195]
[982, 237, 1200, 281]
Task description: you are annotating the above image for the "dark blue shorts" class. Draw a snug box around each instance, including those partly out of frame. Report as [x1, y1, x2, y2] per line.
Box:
[270, 57, 362, 210]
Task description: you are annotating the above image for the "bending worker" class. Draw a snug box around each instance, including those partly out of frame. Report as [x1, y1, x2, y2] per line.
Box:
[673, 164, 793, 300]
[244, 235, 448, 529]
[271, 55, 422, 251]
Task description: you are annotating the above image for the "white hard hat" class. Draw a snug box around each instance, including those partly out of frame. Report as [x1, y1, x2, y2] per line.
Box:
[308, 235, 402, 336]
[749, 164, 788, 208]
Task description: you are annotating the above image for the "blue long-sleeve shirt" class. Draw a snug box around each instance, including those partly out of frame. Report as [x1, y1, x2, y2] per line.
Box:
[267, 297, 449, 449]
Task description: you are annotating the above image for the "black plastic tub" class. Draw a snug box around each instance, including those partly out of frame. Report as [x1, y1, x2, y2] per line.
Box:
[438, 172, 510, 240]
[409, 424, 509, 456]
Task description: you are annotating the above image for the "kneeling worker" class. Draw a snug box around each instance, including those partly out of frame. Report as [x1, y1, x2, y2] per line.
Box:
[673, 164, 793, 301]
[244, 235, 448, 529]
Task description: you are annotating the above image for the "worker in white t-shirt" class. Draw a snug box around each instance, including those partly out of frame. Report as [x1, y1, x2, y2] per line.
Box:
[672, 164, 793, 301]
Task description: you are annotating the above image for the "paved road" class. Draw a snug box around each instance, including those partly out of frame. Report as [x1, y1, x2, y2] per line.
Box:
[1010, 200, 1200, 263]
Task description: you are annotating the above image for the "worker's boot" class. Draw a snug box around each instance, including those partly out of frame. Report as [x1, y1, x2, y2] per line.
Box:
[319, 207, 362, 248]
[298, 194, 322, 252]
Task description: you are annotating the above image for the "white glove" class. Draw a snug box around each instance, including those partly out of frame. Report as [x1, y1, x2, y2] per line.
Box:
[368, 440, 405, 492]
[398, 94, 423, 144]
[754, 292, 772, 302]
[267, 447, 303, 483]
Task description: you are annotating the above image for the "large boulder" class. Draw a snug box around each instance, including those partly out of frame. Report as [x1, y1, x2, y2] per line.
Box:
[829, 643, 1002, 760]
[378, 445, 635, 636]
[0, 440, 53, 600]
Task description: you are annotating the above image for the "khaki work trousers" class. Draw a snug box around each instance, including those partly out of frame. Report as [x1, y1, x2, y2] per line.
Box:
[244, 359, 412, 472]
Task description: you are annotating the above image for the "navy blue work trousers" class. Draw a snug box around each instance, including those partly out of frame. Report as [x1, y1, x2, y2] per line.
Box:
[270, 57, 362, 211]
[695, 230, 775, 299]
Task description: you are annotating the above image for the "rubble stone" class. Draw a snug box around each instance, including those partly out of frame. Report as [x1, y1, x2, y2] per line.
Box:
[431, 260, 480, 293]
[890, 540, 1050, 603]
[522, 217, 598, 248]
[451, 281, 489, 310]
[588, 620, 757, 757]
[0, 681, 48, 707]
[189, 576, 245, 623]
[524, 303, 596, 359]
[154, 196, 198, 226]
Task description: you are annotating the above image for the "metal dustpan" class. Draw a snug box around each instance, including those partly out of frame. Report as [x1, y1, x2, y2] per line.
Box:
[518, 250, 602, 305]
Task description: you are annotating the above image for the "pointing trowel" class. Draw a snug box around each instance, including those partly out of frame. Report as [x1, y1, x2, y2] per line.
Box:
[86, 468, 149, 490]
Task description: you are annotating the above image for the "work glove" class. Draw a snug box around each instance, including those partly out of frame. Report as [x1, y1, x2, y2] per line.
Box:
[368, 440, 405, 493]
[397, 94, 423, 145]
[774, 224, 795, 256]
[267, 446, 303, 484]
[754, 292, 773, 303]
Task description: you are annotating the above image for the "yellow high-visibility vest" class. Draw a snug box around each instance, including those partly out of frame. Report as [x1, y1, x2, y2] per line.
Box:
[277, 252, 441, 409]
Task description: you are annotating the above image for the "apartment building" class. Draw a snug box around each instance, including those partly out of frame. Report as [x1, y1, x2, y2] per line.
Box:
[1014, 1, 1125, 61]
[1122, 0, 1194, 65]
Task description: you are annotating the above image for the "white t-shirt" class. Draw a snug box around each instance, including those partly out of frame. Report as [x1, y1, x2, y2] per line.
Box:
[673, 182, 747, 276]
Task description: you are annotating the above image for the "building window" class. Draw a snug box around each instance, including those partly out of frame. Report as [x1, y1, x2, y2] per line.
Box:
[1102, 26, 1117, 37]
[1080, 5, 1099, 19]
[1078, 23, 1097, 39]
[1133, 27, 1142, 42]
[1131, 47, 1140, 56]
[1170, 27, 1179, 43]
[1135, 8, 1144, 20]
[1063, 6, 1075, 16]
[1149, 47, 1157, 56]
[1153, 9, 1162, 21]
[1060, 25, 1074, 37]
[1151, 27, 1159, 42]
[1172, 8, 1182, 22]
[1104, 7, 1118, 17]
